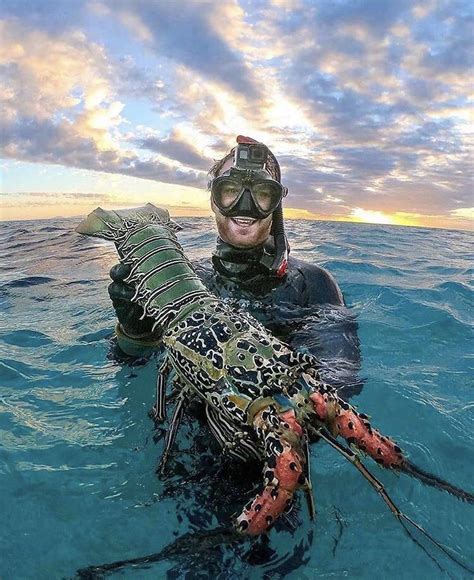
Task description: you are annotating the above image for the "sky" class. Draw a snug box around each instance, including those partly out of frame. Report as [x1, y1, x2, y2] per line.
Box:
[0, 0, 473, 230]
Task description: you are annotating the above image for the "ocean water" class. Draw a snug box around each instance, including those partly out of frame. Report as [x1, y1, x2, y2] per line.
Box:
[0, 216, 472, 579]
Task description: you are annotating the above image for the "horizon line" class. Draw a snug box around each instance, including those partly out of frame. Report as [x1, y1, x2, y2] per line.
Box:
[1, 210, 472, 234]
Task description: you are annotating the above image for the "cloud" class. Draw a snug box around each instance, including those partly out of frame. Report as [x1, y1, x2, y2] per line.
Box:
[1, 116, 206, 187]
[0, 21, 112, 122]
[0, 18, 207, 188]
[334, 147, 397, 177]
[0, 0, 86, 33]
[0, 190, 114, 207]
[137, 128, 212, 171]
[450, 207, 474, 220]
[317, 0, 411, 37]
[97, 0, 259, 98]
[116, 56, 168, 104]
[245, 0, 473, 220]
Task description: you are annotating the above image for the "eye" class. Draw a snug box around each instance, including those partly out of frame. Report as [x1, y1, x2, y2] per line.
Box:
[222, 185, 239, 195]
[219, 184, 241, 207]
[253, 185, 276, 211]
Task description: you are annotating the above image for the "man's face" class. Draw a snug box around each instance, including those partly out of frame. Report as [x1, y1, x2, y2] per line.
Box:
[211, 156, 273, 248]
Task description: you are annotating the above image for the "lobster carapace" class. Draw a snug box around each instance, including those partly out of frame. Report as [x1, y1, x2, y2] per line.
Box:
[76, 204, 472, 567]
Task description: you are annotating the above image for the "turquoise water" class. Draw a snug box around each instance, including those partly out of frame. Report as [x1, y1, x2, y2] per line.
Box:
[0, 217, 472, 579]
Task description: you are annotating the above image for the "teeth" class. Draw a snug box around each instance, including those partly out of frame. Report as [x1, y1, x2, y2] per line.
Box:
[232, 217, 256, 225]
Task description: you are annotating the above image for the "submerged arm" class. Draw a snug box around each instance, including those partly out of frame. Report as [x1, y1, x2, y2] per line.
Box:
[287, 263, 363, 398]
[288, 306, 362, 397]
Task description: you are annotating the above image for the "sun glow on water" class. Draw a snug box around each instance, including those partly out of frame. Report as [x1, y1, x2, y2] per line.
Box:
[347, 208, 425, 227]
[350, 208, 396, 225]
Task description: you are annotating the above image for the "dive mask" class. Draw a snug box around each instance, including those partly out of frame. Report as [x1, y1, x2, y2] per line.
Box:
[211, 167, 287, 219]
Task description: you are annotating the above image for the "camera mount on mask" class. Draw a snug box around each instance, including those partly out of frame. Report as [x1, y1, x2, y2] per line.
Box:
[234, 141, 268, 170]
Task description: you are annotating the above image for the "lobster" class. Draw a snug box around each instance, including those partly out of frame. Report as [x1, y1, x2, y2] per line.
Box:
[76, 204, 473, 572]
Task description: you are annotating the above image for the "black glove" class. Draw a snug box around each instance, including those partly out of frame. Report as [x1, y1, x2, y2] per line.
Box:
[108, 263, 157, 337]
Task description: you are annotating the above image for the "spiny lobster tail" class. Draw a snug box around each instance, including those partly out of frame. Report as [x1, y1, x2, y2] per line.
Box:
[76, 204, 181, 244]
[76, 204, 214, 331]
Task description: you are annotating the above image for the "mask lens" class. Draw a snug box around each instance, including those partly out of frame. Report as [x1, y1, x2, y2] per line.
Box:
[212, 178, 242, 209]
[252, 182, 282, 212]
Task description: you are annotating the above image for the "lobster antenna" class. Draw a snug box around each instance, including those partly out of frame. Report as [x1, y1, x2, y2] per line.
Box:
[316, 427, 474, 575]
[401, 460, 474, 503]
[76, 527, 238, 578]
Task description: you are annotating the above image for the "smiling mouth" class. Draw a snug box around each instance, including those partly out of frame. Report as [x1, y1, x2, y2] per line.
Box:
[231, 217, 257, 226]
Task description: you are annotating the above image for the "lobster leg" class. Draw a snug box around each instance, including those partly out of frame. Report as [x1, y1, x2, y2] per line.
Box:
[150, 357, 171, 423]
[235, 406, 309, 535]
[303, 436, 316, 520]
[157, 390, 188, 476]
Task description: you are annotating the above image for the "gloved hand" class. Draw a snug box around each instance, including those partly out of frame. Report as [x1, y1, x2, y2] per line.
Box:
[108, 263, 157, 337]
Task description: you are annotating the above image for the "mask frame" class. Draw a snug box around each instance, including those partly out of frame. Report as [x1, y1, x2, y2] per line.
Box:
[211, 168, 287, 219]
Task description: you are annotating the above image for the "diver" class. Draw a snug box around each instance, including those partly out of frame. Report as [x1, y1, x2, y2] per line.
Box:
[108, 136, 361, 395]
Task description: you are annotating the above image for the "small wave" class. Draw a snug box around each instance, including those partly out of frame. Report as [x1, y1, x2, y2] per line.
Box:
[78, 329, 114, 344]
[426, 264, 463, 275]
[3, 276, 56, 288]
[4, 240, 41, 251]
[38, 226, 68, 232]
[436, 280, 472, 300]
[409, 315, 471, 339]
[1, 227, 30, 237]
[0, 358, 44, 382]
[55, 279, 98, 287]
[0, 329, 53, 347]
[322, 259, 403, 277]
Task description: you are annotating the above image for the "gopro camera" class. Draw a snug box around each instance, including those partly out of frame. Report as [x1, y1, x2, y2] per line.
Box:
[234, 143, 268, 170]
